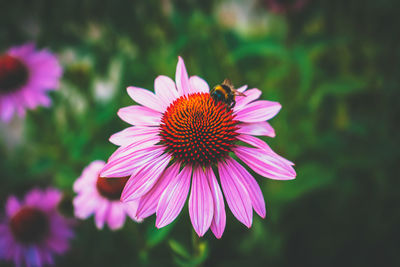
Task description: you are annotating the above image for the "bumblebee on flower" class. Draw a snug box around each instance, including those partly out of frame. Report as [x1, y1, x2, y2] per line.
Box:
[100, 56, 296, 238]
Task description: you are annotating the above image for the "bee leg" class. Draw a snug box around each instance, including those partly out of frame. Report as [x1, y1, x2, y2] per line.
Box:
[230, 100, 236, 109]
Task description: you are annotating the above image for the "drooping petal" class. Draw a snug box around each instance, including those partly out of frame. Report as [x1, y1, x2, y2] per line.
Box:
[235, 146, 296, 180]
[109, 126, 160, 147]
[189, 76, 209, 93]
[123, 200, 141, 222]
[127, 86, 165, 112]
[226, 158, 266, 218]
[73, 192, 98, 219]
[218, 161, 253, 228]
[94, 200, 109, 229]
[101, 146, 165, 178]
[107, 203, 126, 230]
[237, 134, 294, 165]
[235, 100, 281, 123]
[205, 166, 226, 239]
[118, 105, 161, 126]
[121, 153, 171, 202]
[234, 88, 262, 110]
[236, 122, 276, 137]
[156, 165, 192, 228]
[136, 162, 180, 219]
[189, 166, 214, 237]
[175, 56, 192, 96]
[154, 75, 179, 106]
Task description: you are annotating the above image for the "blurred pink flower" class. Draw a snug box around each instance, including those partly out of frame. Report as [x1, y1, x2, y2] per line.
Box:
[265, 0, 309, 14]
[101, 57, 296, 238]
[0, 188, 74, 267]
[0, 43, 62, 122]
[73, 160, 141, 230]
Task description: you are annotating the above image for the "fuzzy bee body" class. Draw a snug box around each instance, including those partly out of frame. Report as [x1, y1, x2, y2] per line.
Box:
[210, 79, 245, 109]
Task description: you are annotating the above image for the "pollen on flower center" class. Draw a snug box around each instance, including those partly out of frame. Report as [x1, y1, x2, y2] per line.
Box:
[0, 54, 29, 94]
[160, 92, 239, 166]
[10, 207, 49, 244]
[96, 176, 129, 200]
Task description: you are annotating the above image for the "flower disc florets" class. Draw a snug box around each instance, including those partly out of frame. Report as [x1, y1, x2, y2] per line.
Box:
[160, 92, 239, 166]
[0, 54, 29, 94]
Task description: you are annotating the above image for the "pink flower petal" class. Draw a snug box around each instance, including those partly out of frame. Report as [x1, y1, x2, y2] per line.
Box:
[189, 166, 214, 237]
[218, 161, 253, 228]
[123, 200, 142, 222]
[154, 75, 179, 107]
[101, 146, 165, 178]
[205, 166, 226, 239]
[127, 86, 165, 112]
[236, 122, 276, 137]
[235, 100, 281, 123]
[234, 88, 262, 110]
[95, 200, 109, 229]
[73, 192, 98, 219]
[189, 76, 209, 93]
[0, 99, 15, 122]
[156, 165, 192, 228]
[175, 56, 192, 96]
[118, 105, 161, 126]
[107, 203, 126, 230]
[237, 85, 248, 93]
[235, 146, 296, 180]
[121, 153, 171, 202]
[237, 134, 294, 166]
[109, 126, 160, 147]
[6, 196, 20, 217]
[136, 162, 180, 219]
[226, 158, 266, 218]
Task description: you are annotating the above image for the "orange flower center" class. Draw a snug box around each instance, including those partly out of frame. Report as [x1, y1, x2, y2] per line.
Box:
[160, 93, 239, 166]
[0, 54, 29, 94]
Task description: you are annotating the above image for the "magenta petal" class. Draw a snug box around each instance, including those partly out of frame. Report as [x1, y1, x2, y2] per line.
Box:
[189, 76, 209, 93]
[118, 105, 161, 126]
[226, 158, 266, 218]
[5, 196, 20, 217]
[235, 146, 296, 180]
[154, 75, 179, 106]
[123, 200, 141, 221]
[235, 100, 281, 123]
[95, 200, 109, 229]
[237, 122, 276, 138]
[175, 56, 192, 96]
[107, 203, 126, 230]
[189, 166, 214, 237]
[218, 161, 253, 228]
[156, 165, 192, 228]
[127, 86, 165, 112]
[102, 145, 165, 178]
[121, 153, 171, 202]
[205, 166, 226, 239]
[109, 126, 160, 147]
[237, 134, 294, 166]
[136, 162, 180, 219]
[234, 88, 262, 110]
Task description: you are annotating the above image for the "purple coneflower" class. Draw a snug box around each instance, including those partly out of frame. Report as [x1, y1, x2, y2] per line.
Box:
[0, 43, 62, 122]
[265, 0, 309, 14]
[73, 160, 141, 230]
[0, 188, 74, 267]
[101, 57, 296, 238]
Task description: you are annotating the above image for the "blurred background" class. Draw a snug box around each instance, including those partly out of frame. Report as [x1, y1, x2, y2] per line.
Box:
[1, 0, 399, 266]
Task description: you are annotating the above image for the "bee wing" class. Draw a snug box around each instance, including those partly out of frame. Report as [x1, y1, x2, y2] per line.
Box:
[233, 89, 246, 97]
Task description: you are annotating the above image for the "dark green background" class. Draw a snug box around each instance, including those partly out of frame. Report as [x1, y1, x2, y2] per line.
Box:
[1, 0, 399, 266]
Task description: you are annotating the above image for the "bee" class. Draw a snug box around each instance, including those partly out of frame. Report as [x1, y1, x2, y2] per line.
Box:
[210, 79, 246, 109]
